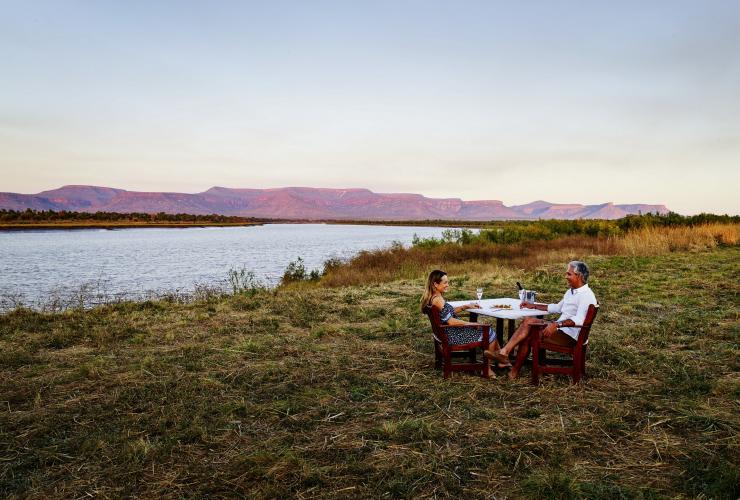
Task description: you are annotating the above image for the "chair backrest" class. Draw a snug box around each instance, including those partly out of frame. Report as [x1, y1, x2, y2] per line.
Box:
[423, 303, 448, 344]
[576, 304, 599, 348]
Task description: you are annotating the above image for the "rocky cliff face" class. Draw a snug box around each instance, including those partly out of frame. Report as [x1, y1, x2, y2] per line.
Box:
[0, 185, 669, 220]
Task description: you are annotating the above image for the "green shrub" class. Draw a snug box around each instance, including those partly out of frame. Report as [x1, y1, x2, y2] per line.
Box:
[227, 266, 265, 295]
[281, 257, 321, 284]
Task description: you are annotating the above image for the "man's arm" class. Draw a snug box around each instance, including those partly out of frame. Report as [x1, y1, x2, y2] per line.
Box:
[569, 295, 595, 327]
[547, 297, 564, 314]
[521, 302, 548, 311]
[522, 296, 563, 312]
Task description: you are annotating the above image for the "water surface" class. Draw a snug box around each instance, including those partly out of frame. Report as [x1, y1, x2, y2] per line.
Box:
[0, 224, 450, 310]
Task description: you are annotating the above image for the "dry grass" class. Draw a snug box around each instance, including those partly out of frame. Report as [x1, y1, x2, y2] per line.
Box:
[1, 247, 738, 498]
[618, 223, 739, 255]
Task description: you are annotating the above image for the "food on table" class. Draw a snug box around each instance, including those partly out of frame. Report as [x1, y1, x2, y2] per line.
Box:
[491, 304, 512, 309]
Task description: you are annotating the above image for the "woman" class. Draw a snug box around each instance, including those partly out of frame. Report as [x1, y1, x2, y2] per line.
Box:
[420, 270, 508, 372]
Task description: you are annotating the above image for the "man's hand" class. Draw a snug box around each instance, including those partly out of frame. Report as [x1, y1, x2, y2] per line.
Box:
[543, 322, 559, 337]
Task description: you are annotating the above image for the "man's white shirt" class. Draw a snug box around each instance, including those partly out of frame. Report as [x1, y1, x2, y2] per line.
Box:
[547, 284, 598, 340]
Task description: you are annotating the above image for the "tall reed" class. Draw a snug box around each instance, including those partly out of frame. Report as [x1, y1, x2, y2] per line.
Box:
[618, 223, 739, 255]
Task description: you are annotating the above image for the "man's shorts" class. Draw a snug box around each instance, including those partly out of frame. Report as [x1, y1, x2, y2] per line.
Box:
[541, 329, 577, 347]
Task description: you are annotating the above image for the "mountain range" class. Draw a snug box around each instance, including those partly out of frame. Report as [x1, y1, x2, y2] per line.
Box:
[0, 185, 669, 220]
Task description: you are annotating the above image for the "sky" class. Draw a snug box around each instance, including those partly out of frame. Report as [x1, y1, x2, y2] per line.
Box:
[1, 1, 739, 215]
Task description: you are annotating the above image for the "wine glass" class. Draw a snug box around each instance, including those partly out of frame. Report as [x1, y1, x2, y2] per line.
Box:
[476, 287, 483, 300]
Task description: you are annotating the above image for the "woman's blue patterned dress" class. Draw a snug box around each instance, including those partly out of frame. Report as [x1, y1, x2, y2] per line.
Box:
[439, 301, 496, 345]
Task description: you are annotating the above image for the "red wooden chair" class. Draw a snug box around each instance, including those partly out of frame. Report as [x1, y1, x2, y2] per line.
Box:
[530, 304, 599, 385]
[423, 304, 491, 379]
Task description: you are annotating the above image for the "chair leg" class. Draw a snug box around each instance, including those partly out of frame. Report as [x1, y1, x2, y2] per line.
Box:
[581, 346, 587, 378]
[443, 350, 452, 379]
[531, 342, 540, 385]
[572, 350, 582, 384]
[482, 352, 491, 379]
[434, 343, 442, 369]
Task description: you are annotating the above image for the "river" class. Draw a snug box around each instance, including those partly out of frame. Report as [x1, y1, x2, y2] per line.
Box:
[0, 223, 453, 310]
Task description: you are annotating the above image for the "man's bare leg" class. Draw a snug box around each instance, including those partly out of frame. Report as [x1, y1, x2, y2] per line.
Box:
[508, 324, 547, 379]
[499, 317, 539, 357]
[508, 337, 532, 379]
[485, 317, 537, 365]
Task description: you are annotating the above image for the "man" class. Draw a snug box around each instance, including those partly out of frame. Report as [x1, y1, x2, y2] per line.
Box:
[485, 260, 597, 379]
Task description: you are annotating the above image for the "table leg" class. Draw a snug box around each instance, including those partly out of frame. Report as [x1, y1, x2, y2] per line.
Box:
[508, 319, 516, 341]
[496, 318, 504, 343]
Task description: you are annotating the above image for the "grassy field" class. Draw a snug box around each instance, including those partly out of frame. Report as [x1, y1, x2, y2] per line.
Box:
[1, 244, 738, 498]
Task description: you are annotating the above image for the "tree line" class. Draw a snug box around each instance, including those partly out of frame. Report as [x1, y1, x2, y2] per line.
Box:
[0, 209, 264, 224]
[1, 209, 736, 230]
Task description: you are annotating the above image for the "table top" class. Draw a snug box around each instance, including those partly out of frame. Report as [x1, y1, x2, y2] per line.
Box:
[448, 297, 550, 320]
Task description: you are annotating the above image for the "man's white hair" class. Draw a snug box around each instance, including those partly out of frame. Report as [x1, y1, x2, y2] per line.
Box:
[568, 261, 590, 283]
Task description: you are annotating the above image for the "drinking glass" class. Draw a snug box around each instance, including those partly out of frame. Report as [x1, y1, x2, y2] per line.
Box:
[476, 288, 483, 300]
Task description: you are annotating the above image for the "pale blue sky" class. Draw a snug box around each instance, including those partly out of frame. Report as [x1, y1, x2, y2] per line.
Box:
[1, 1, 739, 214]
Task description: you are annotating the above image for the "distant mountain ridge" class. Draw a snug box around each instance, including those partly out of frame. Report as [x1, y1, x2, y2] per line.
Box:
[0, 185, 669, 220]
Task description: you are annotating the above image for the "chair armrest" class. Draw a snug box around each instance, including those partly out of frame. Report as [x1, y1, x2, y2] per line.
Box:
[439, 323, 488, 329]
[530, 320, 587, 328]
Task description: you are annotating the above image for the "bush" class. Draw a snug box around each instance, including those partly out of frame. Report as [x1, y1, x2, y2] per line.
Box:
[281, 258, 321, 285]
[227, 267, 265, 295]
[321, 257, 344, 276]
